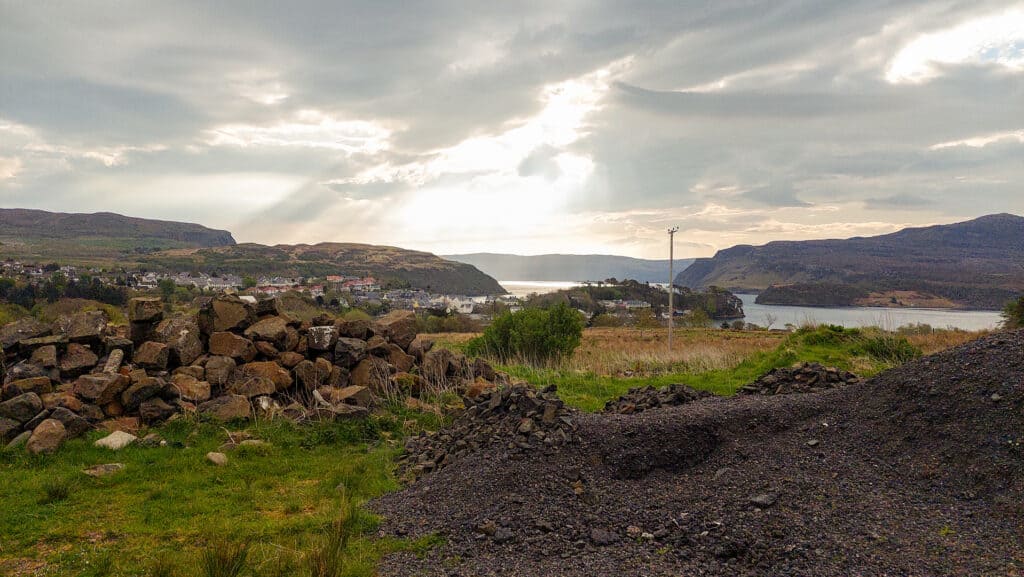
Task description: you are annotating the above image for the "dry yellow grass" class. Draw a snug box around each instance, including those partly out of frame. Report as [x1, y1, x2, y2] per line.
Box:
[423, 327, 787, 377]
[905, 329, 991, 355]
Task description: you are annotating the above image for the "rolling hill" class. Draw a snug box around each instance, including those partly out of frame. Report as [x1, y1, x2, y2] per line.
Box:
[0, 209, 503, 295]
[675, 213, 1024, 310]
[143, 243, 504, 296]
[443, 253, 693, 283]
[0, 208, 236, 247]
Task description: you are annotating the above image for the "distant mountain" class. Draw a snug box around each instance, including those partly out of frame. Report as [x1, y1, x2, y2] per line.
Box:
[145, 243, 504, 296]
[0, 208, 236, 247]
[0, 208, 502, 296]
[676, 213, 1024, 310]
[444, 253, 693, 283]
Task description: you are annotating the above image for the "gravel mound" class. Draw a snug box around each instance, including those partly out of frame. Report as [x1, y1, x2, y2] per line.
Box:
[603, 383, 711, 414]
[372, 331, 1024, 576]
[397, 384, 579, 483]
[737, 361, 860, 395]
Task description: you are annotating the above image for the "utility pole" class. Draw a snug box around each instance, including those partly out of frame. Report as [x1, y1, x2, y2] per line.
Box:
[667, 226, 679, 352]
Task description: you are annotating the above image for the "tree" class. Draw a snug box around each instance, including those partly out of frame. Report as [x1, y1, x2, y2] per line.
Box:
[1002, 296, 1024, 329]
[157, 278, 176, 303]
[242, 276, 257, 289]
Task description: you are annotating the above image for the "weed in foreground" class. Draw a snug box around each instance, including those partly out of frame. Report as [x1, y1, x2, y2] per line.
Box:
[38, 477, 74, 505]
[199, 540, 250, 577]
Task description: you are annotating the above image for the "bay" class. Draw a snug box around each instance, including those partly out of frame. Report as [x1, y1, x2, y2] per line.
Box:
[736, 294, 1002, 331]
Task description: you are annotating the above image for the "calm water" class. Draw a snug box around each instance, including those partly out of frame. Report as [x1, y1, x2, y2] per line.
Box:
[736, 294, 1003, 331]
[499, 280, 582, 298]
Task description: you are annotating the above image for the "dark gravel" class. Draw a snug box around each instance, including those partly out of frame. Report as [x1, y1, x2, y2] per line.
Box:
[372, 330, 1024, 576]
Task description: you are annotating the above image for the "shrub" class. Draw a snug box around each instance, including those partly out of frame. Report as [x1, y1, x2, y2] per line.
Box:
[1003, 296, 1024, 329]
[467, 303, 584, 365]
[858, 334, 921, 363]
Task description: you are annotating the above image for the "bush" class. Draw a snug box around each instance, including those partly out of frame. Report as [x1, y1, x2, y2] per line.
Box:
[858, 334, 921, 363]
[1003, 296, 1024, 329]
[467, 303, 584, 365]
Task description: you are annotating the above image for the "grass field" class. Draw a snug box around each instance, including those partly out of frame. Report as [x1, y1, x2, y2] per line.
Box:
[426, 325, 985, 411]
[0, 324, 987, 574]
[0, 409, 442, 577]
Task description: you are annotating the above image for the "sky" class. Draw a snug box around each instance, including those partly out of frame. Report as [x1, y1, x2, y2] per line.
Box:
[1, 1, 1023, 259]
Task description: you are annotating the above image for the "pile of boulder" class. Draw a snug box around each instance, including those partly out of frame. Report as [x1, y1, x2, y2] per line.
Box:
[603, 384, 711, 414]
[738, 362, 860, 396]
[0, 293, 496, 454]
[398, 383, 579, 483]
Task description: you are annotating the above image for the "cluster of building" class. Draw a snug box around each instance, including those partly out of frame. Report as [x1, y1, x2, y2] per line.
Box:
[0, 259, 528, 316]
[1, 261, 82, 281]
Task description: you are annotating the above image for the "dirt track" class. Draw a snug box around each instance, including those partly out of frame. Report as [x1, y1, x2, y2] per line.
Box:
[373, 331, 1024, 576]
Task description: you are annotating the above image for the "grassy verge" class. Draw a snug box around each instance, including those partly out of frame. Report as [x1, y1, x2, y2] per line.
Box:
[0, 407, 444, 577]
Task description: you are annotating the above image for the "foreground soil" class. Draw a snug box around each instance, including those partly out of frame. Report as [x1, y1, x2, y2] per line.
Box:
[373, 330, 1024, 576]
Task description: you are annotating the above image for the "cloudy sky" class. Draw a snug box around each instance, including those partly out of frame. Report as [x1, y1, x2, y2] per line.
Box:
[1, 1, 1022, 258]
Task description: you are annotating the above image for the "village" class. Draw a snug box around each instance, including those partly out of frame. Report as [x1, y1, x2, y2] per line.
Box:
[0, 259, 536, 318]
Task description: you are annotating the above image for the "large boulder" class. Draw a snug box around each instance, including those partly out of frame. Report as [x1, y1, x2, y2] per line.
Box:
[40, 391, 83, 413]
[53, 310, 108, 346]
[0, 417, 21, 442]
[121, 377, 164, 412]
[204, 356, 236, 386]
[198, 294, 256, 335]
[335, 319, 376, 340]
[387, 344, 416, 373]
[235, 361, 292, 391]
[0, 392, 43, 424]
[128, 297, 164, 323]
[199, 394, 251, 421]
[74, 373, 130, 406]
[254, 296, 282, 317]
[26, 418, 65, 454]
[243, 316, 289, 347]
[30, 344, 58, 368]
[422, 348, 471, 383]
[278, 351, 304, 368]
[59, 343, 99, 378]
[170, 374, 211, 402]
[139, 397, 176, 423]
[209, 332, 257, 362]
[4, 360, 50, 385]
[49, 406, 90, 439]
[19, 335, 67, 354]
[154, 316, 204, 366]
[407, 336, 434, 362]
[334, 338, 368, 368]
[307, 325, 338, 352]
[333, 385, 374, 407]
[133, 341, 170, 371]
[350, 357, 395, 393]
[2, 376, 53, 400]
[294, 358, 333, 390]
[378, 310, 417, 350]
[0, 317, 50, 351]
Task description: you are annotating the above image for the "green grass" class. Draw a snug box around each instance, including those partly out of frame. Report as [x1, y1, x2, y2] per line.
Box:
[0, 302, 31, 325]
[498, 325, 921, 411]
[0, 413, 441, 576]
